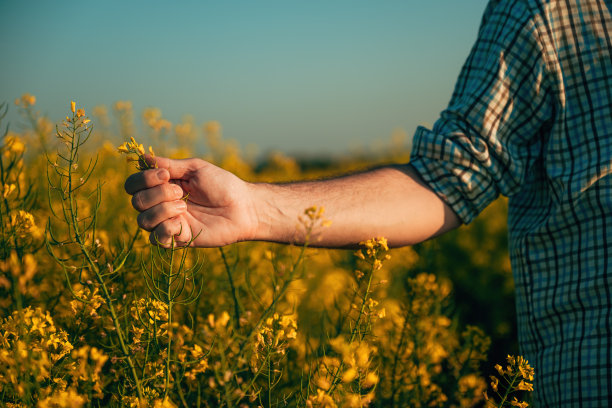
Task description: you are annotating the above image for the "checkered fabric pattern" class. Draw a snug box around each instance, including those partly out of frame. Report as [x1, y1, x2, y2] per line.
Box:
[409, 0, 612, 406]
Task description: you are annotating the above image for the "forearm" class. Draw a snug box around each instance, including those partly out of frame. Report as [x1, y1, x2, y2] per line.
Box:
[247, 164, 461, 248]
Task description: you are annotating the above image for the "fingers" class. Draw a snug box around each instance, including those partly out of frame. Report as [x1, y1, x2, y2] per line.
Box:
[136, 200, 187, 231]
[124, 155, 208, 246]
[124, 156, 206, 195]
[131, 183, 184, 212]
[124, 168, 170, 195]
[140, 154, 159, 169]
[149, 217, 194, 247]
[148, 155, 206, 179]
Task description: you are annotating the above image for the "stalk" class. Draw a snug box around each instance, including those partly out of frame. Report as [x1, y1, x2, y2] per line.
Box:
[497, 372, 520, 407]
[327, 262, 376, 395]
[163, 237, 176, 400]
[46, 105, 145, 402]
[220, 247, 241, 329]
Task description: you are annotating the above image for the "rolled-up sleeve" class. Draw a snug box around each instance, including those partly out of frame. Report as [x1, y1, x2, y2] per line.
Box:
[409, 0, 554, 224]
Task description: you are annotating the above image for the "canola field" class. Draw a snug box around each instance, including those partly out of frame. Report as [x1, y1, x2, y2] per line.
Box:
[0, 96, 533, 407]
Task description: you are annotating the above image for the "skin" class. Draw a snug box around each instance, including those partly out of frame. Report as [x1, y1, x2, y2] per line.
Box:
[124, 155, 461, 248]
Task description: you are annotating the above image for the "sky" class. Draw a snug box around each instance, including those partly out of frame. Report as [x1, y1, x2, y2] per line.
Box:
[0, 0, 489, 156]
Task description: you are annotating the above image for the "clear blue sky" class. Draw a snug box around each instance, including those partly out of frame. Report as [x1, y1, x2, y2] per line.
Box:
[0, 0, 488, 156]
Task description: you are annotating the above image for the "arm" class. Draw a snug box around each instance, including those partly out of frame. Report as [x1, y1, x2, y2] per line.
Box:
[124, 156, 460, 248]
[251, 164, 460, 247]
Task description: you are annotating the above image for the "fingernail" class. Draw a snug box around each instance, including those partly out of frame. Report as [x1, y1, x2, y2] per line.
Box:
[157, 169, 169, 181]
[174, 200, 186, 211]
[172, 184, 183, 197]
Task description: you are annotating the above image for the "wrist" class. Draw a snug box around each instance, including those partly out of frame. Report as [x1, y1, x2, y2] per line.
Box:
[244, 182, 298, 244]
[244, 182, 275, 242]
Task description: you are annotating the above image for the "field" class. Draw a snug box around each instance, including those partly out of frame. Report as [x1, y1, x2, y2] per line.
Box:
[0, 96, 533, 407]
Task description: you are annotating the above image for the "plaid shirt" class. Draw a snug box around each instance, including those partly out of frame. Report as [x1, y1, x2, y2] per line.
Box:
[409, 0, 611, 406]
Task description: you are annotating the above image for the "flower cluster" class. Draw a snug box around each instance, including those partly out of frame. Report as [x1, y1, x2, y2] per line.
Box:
[256, 313, 298, 349]
[306, 336, 379, 408]
[14, 93, 36, 108]
[0, 251, 37, 296]
[356, 237, 391, 271]
[71, 345, 109, 398]
[297, 205, 332, 244]
[9, 210, 40, 239]
[66, 100, 90, 125]
[142, 107, 171, 132]
[117, 136, 156, 170]
[486, 355, 535, 407]
[0, 307, 74, 403]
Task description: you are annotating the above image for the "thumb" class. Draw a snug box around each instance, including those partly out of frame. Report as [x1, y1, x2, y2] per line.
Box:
[143, 155, 206, 180]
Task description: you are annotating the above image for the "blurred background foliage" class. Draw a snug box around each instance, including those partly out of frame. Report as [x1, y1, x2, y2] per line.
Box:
[0, 96, 519, 407]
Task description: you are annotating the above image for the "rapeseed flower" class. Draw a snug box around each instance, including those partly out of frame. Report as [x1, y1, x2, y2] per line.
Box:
[2, 183, 16, 198]
[485, 355, 534, 407]
[14, 93, 36, 108]
[117, 136, 156, 170]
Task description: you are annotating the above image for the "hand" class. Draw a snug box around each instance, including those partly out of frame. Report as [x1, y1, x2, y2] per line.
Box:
[124, 156, 259, 247]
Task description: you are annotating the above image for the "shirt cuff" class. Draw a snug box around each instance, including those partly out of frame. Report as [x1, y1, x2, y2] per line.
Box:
[409, 126, 496, 224]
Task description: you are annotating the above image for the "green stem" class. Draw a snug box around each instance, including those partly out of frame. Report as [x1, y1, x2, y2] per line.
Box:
[268, 353, 272, 408]
[164, 240, 176, 400]
[217, 340, 235, 408]
[328, 262, 375, 395]
[239, 243, 308, 355]
[389, 315, 410, 407]
[176, 380, 189, 408]
[498, 373, 520, 407]
[219, 247, 241, 329]
[349, 266, 375, 344]
[0, 148, 25, 311]
[59, 113, 145, 402]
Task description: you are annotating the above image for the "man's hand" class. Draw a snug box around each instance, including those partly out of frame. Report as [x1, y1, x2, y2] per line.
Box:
[125, 155, 461, 248]
[124, 156, 259, 247]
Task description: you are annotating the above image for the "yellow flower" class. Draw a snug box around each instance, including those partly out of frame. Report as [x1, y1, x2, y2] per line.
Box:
[315, 377, 331, 391]
[14, 93, 36, 108]
[3, 183, 16, 198]
[355, 344, 370, 368]
[10, 210, 39, 238]
[356, 237, 390, 266]
[509, 397, 529, 408]
[113, 100, 132, 111]
[70, 100, 76, 113]
[516, 380, 533, 392]
[342, 367, 357, 383]
[489, 375, 499, 392]
[116, 137, 157, 169]
[377, 237, 389, 251]
[17, 254, 37, 295]
[37, 388, 86, 408]
[203, 120, 221, 135]
[5, 135, 25, 155]
[152, 397, 178, 408]
[362, 371, 378, 388]
[217, 311, 230, 328]
[117, 143, 129, 153]
[518, 359, 535, 381]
